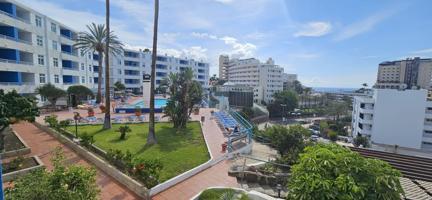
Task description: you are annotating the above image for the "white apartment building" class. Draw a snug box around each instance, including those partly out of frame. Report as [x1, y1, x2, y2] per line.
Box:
[352, 89, 432, 150]
[0, 0, 210, 100]
[374, 57, 432, 90]
[109, 49, 210, 94]
[219, 55, 284, 104]
[0, 0, 96, 96]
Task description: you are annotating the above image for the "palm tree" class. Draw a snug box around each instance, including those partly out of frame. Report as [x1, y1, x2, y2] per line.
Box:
[74, 23, 123, 104]
[147, 0, 159, 145]
[103, 0, 112, 129]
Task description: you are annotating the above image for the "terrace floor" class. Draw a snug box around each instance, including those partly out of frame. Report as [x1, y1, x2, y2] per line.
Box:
[10, 122, 139, 200]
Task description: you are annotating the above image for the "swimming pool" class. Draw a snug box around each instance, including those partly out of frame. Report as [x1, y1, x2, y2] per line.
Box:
[132, 99, 168, 109]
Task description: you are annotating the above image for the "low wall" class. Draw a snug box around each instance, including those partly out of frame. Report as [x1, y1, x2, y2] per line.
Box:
[191, 186, 278, 200]
[2, 156, 44, 182]
[1, 130, 31, 159]
[33, 122, 150, 199]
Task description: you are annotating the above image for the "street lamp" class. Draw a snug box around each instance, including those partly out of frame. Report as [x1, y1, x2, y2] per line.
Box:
[73, 112, 81, 138]
[280, 104, 287, 122]
[276, 183, 282, 198]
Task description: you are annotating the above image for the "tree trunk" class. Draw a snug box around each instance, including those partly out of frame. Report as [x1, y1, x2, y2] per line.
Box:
[96, 50, 103, 104]
[147, 0, 159, 145]
[103, 0, 112, 129]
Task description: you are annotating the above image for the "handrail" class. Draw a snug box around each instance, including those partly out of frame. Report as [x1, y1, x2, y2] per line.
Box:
[0, 34, 32, 45]
[0, 82, 35, 86]
[0, 58, 32, 65]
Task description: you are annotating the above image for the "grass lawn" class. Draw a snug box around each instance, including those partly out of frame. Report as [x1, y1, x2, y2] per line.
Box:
[66, 122, 209, 182]
[199, 188, 250, 200]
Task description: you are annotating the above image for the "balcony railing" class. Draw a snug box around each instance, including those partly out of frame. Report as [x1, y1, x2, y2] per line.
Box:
[61, 51, 78, 56]
[62, 66, 79, 71]
[0, 82, 34, 85]
[0, 34, 32, 45]
[0, 58, 33, 65]
[63, 82, 79, 85]
[0, 10, 30, 24]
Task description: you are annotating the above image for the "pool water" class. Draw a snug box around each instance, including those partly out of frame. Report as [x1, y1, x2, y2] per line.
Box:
[131, 99, 168, 109]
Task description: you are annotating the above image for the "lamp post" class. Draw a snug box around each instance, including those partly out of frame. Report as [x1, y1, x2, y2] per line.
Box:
[276, 183, 282, 198]
[73, 112, 80, 138]
[280, 104, 286, 122]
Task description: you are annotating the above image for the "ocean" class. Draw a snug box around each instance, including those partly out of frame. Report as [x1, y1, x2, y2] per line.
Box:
[312, 87, 358, 94]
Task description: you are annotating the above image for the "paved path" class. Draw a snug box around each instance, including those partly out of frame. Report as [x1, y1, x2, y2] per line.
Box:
[152, 109, 240, 199]
[11, 122, 140, 200]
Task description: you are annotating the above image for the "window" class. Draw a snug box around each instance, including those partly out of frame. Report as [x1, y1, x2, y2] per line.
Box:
[54, 75, 59, 83]
[52, 40, 58, 50]
[89, 77, 92, 83]
[37, 36, 43, 46]
[81, 76, 85, 83]
[53, 58, 58, 67]
[81, 63, 84, 70]
[38, 55, 44, 65]
[39, 74, 46, 83]
[51, 22, 57, 33]
[35, 16, 42, 27]
[118, 69, 122, 74]
[88, 66, 92, 71]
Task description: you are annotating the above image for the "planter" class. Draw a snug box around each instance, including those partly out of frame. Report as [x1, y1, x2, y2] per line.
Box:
[1, 129, 31, 159]
[2, 156, 44, 182]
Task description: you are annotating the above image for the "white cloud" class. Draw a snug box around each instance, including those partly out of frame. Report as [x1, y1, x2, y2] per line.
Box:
[191, 32, 218, 40]
[214, 0, 235, 4]
[220, 36, 257, 58]
[334, 9, 398, 41]
[411, 48, 432, 55]
[294, 22, 332, 37]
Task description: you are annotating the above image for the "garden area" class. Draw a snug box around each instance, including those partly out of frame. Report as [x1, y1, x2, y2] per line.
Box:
[198, 188, 250, 200]
[65, 122, 210, 182]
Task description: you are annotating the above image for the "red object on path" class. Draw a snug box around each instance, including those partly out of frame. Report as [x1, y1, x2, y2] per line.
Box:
[221, 142, 227, 153]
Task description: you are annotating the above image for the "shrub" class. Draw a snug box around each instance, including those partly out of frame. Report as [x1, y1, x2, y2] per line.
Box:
[354, 136, 370, 148]
[116, 125, 132, 140]
[58, 120, 70, 130]
[44, 115, 58, 128]
[7, 156, 25, 172]
[328, 130, 338, 142]
[80, 132, 94, 147]
[287, 144, 403, 200]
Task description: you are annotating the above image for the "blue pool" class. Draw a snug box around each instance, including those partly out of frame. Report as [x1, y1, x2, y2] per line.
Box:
[115, 98, 168, 113]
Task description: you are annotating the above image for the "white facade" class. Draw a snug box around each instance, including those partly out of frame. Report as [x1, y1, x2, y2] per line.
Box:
[0, 0, 210, 99]
[0, 0, 95, 96]
[109, 49, 209, 94]
[282, 73, 297, 83]
[352, 89, 432, 150]
[220, 55, 284, 104]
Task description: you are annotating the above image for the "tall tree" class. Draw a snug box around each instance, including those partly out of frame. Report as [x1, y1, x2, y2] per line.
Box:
[267, 90, 298, 118]
[0, 90, 39, 151]
[35, 83, 67, 109]
[147, 0, 159, 145]
[74, 23, 123, 104]
[103, 0, 112, 129]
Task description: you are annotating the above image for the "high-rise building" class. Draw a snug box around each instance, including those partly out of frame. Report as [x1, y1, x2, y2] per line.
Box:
[0, 0, 210, 103]
[218, 55, 229, 81]
[219, 55, 284, 103]
[352, 89, 432, 150]
[282, 73, 298, 91]
[374, 57, 432, 90]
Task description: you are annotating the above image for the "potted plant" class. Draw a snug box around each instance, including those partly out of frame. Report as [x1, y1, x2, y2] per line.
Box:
[134, 106, 142, 117]
[87, 107, 95, 117]
[99, 104, 106, 113]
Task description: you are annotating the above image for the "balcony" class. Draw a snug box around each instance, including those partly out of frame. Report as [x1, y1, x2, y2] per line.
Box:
[198, 69, 205, 73]
[124, 60, 139, 67]
[124, 51, 139, 58]
[0, 25, 32, 45]
[124, 79, 140, 85]
[0, 71, 34, 86]
[156, 72, 166, 77]
[179, 60, 189, 65]
[61, 44, 78, 56]
[60, 27, 77, 40]
[157, 56, 167, 62]
[198, 62, 206, 67]
[62, 60, 79, 71]
[0, 48, 33, 65]
[156, 64, 167, 70]
[0, 3, 30, 24]
[63, 75, 79, 85]
[124, 70, 140, 76]
[198, 75, 205, 79]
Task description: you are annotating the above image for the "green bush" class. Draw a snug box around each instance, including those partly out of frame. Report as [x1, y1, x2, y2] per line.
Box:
[328, 130, 338, 142]
[354, 136, 370, 148]
[80, 132, 94, 147]
[288, 144, 403, 200]
[199, 188, 250, 200]
[44, 115, 58, 128]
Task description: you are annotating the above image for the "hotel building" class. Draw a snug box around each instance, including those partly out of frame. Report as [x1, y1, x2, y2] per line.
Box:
[0, 0, 209, 102]
[218, 55, 284, 104]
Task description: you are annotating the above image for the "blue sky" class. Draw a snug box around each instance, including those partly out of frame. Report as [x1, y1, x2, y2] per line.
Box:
[21, 0, 432, 87]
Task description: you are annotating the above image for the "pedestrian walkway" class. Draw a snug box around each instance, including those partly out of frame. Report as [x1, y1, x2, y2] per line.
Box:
[11, 122, 140, 200]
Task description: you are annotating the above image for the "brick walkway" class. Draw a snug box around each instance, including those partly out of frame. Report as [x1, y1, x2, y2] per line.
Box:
[11, 122, 140, 200]
[151, 109, 240, 200]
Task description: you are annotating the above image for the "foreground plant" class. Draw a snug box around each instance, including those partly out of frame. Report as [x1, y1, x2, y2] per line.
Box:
[287, 144, 403, 200]
[5, 147, 99, 200]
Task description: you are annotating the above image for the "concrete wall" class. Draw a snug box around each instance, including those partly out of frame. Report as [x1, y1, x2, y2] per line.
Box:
[371, 89, 427, 149]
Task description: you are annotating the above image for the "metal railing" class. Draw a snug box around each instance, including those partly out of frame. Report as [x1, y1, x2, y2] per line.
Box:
[0, 10, 30, 24]
[60, 34, 77, 41]
[61, 51, 78, 56]
[0, 34, 32, 45]
[0, 58, 33, 65]
[62, 66, 79, 71]
[0, 82, 35, 86]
